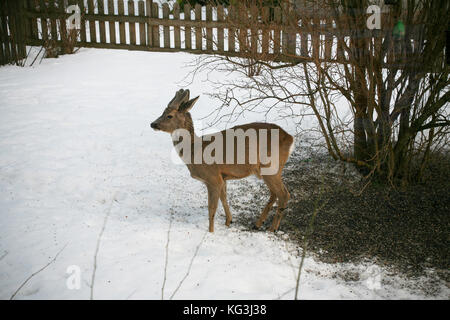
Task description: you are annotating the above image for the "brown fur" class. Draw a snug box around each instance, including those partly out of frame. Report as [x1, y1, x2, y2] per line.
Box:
[151, 90, 294, 232]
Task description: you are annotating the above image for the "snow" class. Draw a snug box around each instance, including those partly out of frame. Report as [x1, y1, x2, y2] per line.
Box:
[0, 47, 447, 300]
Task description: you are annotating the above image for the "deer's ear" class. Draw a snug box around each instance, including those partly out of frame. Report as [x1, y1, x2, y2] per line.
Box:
[179, 96, 199, 113]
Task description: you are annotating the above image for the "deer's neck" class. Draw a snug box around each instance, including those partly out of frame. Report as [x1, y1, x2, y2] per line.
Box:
[171, 113, 199, 164]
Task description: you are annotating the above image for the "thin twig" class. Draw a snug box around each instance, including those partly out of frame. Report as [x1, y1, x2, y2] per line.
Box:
[161, 208, 174, 300]
[169, 231, 208, 300]
[10, 243, 68, 300]
[90, 193, 117, 300]
[294, 180, 328, 300]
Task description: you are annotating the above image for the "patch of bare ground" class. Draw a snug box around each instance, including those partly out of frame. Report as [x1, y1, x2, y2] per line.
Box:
[228, 139, 450, 297]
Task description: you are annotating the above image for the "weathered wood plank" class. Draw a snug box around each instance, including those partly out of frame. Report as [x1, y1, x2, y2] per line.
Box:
[162, 3, 169, 48]
[195, 4, 201, 50]
[57, 0, 66, 43]
[261, 7, 269, 54]
[78, 0, 86, 43]
[324, 18, 333, 60]
[118, 0, 126, 44]
[48, 0, 58, 41]
[312, 16, 320, 60]
[151, 2, 159, 47]
[205, 4, 212, 50]
[145, 0, 152, 47]
[273, 7, 281, 55]
[217, 5, 224, 52]
[39, 0, 49, 41]
[184, 3, 191, 50]
[87, 0, 96, 43]
[138, 0, 145, 45]
[173, 2, 180, 49]
[108, 0, 116, 44]
[300, 17, 308, 57]
[128, 1, 136, 45]
[227, 6, 235, 53]
[98, 0, 107, 43]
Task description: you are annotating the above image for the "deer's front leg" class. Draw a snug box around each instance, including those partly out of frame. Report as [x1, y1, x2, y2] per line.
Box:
[207, 184, 221, 233]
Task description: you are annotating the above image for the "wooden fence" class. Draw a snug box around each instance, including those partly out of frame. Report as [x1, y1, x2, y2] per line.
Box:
[21, 0, 345, 63]
[1, 0, 437, 68]
[0, 0, 27, 66]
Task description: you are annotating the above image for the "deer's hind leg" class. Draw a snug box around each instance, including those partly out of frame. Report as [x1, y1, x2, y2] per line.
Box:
[220, 182, 233, 227]
[254, 191, 277, 229]
[261, 174, 290, 232]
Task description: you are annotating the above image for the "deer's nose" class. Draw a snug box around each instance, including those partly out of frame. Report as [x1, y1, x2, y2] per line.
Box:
[151, 122, 159, 130]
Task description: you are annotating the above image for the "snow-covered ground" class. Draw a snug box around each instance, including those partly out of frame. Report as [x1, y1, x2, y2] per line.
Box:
[0, 48, 447, 300]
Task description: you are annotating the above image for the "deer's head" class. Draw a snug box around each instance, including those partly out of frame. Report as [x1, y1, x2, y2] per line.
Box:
[150, 89, 199, 133]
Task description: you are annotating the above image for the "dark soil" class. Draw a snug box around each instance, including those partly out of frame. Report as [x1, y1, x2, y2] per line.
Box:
[228, 142, 450, 295]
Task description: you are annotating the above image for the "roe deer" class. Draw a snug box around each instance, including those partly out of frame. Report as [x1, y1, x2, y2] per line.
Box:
[151, 89, 294, 232]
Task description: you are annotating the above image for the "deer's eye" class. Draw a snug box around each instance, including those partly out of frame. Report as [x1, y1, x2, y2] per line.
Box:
[167, 115, 173, 119]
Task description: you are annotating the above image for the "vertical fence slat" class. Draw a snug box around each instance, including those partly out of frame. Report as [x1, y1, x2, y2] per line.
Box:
[27, 0, 38, 40]
[23, 0, 31, 42]
[145, 0, 152, 47]
[217, 5, 224, 52]
[0, 10, 4, 65]
[78, 0, 86, 43]
[128, 1, 136, 45]
[324, 18, 333, 60]
[7, 0, 17, 62]
[337, 37, 344, 61]
[312, 16, 320, 60]
[39, 0, 48, 41]
[195, 4, 201, 50]
[87, 0, 96, 43]
[138, 1, 145, 46]
[237, 8, 248, 53]
[261, 7, 269, 55]
[273, 7, 281, 55]
[205, 4, 212, 51]
[184, 3, 191, 50]
[300, 17, 308, 57]
[108, 0, 116, 44]
[16, 0, 26, 59]
[0, 6, 4, 65]
[58, 0, 67, 44]
[98, 0, 106, 43]
[173, 2, 180, 49]
[1, 0, 10, 64]
[227, 6, 235, 53]
[162, 3, 169, 48]
[48, 0, 57, 41]
[151, 2, 159, 48]
[250, 5, 258, 54]
[118, 0, 126, 44]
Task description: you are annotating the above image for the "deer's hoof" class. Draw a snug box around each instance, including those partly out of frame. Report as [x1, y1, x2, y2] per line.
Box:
[225, 220, 232, 227]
